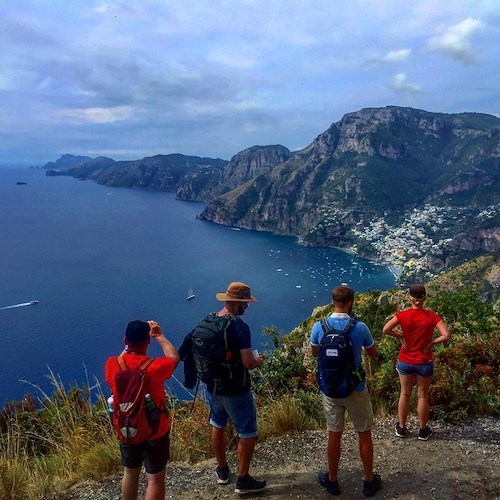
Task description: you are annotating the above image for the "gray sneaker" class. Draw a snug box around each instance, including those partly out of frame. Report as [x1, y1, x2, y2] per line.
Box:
[215, 464, 230, 484]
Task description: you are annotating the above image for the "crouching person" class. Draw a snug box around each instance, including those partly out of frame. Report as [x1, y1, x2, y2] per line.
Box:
[105, 320, 179, 500]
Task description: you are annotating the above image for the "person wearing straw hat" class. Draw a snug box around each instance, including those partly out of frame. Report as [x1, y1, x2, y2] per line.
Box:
[202, 281, 267, 495]
[383, 284, 450, 441]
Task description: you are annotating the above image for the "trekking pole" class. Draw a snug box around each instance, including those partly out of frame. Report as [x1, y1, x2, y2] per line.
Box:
[189, 379, 200, 415]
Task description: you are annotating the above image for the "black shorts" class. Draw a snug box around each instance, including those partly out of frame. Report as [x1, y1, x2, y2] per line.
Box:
[120, 433, 170, 474]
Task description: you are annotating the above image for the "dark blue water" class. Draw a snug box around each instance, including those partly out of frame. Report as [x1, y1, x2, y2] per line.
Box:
[0, 167, 395, 405]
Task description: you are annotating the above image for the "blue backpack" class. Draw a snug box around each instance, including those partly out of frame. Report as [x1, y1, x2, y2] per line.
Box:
[316, 318, 365, 398]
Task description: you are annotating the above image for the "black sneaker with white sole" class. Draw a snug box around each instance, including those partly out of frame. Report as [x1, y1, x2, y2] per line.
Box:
[215, 464, 230, 484]
[395, 422, 407, 438]
[418, 426, 433, 441]
[234, 474, 267, 495]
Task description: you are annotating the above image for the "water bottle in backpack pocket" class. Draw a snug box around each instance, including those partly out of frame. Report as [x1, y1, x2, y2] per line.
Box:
[145, 393, 161, 426]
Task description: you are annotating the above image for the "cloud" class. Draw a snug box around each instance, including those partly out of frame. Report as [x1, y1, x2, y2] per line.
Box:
[57, 106, 134, 124]
[391, 73, 421, 95]
[382, 49, 412, 63]
[427, 18, 484, 64]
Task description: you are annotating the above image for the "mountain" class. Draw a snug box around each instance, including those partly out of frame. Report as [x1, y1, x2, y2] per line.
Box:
[43, 153, 92, 170]
[44, 106, 499, 283]
[46, 156, 116, 177]
[177, 145, 292, 201]
[46, 145, 291, 201]
[45, 154, 228, 191]
[200, 107, 499, 283]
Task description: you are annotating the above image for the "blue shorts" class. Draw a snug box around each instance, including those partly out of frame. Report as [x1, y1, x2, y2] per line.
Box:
[207, 390, 258, 438]
[120, 432, 169, 474]
[396, 360, 434, 377]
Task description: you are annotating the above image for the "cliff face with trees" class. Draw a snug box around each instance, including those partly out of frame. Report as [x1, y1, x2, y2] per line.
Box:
[200, 107, 499, 281]
[45, 106, 499, 282]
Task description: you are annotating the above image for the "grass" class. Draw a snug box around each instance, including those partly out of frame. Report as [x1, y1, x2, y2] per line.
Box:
[0, 372, 119, 500]
[2, 271, 498, 498]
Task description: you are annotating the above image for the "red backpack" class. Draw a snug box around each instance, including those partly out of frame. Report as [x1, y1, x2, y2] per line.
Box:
[111, 356, 161, 444]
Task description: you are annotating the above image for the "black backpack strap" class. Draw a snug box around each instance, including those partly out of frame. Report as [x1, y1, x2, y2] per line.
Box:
[320, 318, 331, 335]
[319, 318, 356, 345]
[341, 318, 356, 337]
[213, 314, 237, 354]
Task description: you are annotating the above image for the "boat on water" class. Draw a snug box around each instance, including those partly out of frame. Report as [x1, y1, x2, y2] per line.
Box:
[29, 300, 39, 305]
[187, 289, 195, 300]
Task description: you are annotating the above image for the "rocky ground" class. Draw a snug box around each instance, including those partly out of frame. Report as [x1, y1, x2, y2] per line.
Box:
[62, 417, 499, 499]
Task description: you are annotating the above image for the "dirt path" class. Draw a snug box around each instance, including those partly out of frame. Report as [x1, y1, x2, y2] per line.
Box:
[66, 417, 499, 499]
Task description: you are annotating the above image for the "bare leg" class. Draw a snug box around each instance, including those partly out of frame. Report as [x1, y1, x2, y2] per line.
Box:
[211, 426, 227, 467]
[237, 437, 256, 477]
[416, 375, 432, 429]
[398, 374, 415, 427]
[358, 430, 374, 481]
[327, 431, 342, 481]
[145, 470, 165, 500]
[122, 466, 141, 500]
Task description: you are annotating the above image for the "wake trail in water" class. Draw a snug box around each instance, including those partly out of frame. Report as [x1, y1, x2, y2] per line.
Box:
[0, 301, 37, 310]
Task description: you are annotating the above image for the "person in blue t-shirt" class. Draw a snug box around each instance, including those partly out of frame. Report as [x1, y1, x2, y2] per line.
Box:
[310, 285, 381, 497]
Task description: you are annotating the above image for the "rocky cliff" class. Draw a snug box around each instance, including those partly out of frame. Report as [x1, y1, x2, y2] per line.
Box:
[45, 145, 290, 202]
[44, 106, 499, 282]
[46, 154, 227, 192]
[176, 145, 292, 201]
[200, 107, 499, 281]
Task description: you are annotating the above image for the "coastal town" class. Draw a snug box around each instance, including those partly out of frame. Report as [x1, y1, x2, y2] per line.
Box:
[350, 203, 499, 284]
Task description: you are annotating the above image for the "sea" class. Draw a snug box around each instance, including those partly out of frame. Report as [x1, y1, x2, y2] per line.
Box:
[0, 166, 395, 406]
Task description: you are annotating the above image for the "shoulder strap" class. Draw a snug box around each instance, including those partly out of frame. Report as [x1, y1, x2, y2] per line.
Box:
[320, 318, 331, 334]
[116, 355, 153, 372]
[116, 355, 128, 371]
[319, 318, 356, 344]
[341, 318, 356, 337]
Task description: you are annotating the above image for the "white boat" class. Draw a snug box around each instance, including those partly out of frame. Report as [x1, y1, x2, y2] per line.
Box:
[187, 288, 195, 300]
[29, 300, 39, 305]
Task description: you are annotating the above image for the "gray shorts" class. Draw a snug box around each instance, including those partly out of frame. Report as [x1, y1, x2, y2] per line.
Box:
[322, 388, 373, 433]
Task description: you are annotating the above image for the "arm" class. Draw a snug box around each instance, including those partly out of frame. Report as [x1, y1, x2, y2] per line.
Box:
[383, 315, 403, 339]
[148, 321, 180, 368]
[240, 348, 263, 369]
[310, 344, 319, 358]
[431, 320, 451, 346]
[365, 343, 378, 359]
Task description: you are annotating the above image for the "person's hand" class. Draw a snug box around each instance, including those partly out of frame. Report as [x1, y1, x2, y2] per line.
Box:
[422, 342, 433, 353]
[401, 339, 408, 350]
[148, 320, 163, 338]
[256, 355, 264, 367]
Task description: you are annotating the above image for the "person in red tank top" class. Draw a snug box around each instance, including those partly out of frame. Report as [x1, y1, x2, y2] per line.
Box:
[383, 285, 450, 441]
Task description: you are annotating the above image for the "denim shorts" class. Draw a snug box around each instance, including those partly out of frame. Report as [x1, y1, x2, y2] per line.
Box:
[207, 390, 258, 438]
[396, 360, 434, 377]
[120, 432, 169, 474]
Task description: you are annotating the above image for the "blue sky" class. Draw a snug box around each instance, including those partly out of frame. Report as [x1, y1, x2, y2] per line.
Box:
[1, 0, 499, 165]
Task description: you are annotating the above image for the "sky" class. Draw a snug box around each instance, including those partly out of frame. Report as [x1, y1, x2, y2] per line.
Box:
[1, 0, 499, 165]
